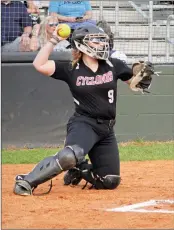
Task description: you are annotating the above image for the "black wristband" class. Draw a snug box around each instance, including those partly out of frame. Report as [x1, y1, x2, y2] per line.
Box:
[51, 35, 60, 43]
[49, 39, 57, 46]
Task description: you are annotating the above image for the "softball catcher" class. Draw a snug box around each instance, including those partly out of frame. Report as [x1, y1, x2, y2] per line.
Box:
[14, 24, 158, 196]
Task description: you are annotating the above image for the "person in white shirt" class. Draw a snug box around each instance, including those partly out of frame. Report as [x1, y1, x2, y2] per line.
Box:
[97, 20, 128, 63]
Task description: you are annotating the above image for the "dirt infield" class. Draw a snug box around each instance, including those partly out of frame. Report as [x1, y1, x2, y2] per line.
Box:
[2, 161, 174, 229]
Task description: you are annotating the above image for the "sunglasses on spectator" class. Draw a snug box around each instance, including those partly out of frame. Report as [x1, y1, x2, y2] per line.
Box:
[48, 23, 58, 27]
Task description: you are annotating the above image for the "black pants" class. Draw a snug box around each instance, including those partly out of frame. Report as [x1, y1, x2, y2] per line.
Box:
[65, 113, 120, 177]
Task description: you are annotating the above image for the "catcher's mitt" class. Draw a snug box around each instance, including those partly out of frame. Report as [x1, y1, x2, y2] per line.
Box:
[130, 61, 159, 93]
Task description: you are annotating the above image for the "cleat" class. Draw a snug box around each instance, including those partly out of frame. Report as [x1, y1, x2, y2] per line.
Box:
[13, 180, 33, 196]
[14, 174, 33, 196]
[15, 174, 26, 181]
[64, 159, 92, 186]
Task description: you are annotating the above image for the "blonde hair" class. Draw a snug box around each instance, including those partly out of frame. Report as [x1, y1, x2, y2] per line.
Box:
[72, 49, 82, 67]
[39, 15, 59, 47]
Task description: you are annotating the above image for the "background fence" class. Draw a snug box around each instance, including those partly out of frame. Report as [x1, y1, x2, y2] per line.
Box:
[38, 0, 174, 64]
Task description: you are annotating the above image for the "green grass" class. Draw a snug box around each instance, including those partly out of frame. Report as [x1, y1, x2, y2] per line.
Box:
[1, 141, 174, 164]
[120, 142, 174, 161]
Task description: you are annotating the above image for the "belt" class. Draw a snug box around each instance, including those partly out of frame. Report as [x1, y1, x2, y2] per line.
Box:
[74, 112, 115, 128]
[96, 118, 115, 128]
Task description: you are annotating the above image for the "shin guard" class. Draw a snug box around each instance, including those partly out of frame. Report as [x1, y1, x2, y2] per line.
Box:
[14, 145, 85, 195]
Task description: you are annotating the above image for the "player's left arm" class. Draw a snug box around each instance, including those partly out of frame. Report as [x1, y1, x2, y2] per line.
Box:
[111, 58, 159, 94]
[126, 61, 160, 94]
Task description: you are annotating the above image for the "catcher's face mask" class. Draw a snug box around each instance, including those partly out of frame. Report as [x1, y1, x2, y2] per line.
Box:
[74, 33, 110, 60]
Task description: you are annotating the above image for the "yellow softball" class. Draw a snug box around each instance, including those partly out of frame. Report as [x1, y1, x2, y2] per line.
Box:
[57, 24, 71, 38]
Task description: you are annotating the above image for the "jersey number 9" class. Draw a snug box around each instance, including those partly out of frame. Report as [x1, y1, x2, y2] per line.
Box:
[108, 90, 114, 103]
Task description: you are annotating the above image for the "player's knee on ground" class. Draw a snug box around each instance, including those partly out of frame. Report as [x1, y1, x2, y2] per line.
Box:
[81, 170, 120, 190]
[101, 175, 121, 189]
[14, 145, 85, 195]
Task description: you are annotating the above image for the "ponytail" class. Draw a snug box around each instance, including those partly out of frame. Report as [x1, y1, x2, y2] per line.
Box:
[72, 49, 82, 68]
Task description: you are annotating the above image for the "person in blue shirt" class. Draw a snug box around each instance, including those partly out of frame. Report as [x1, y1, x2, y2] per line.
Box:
[49, 0, 96, 30]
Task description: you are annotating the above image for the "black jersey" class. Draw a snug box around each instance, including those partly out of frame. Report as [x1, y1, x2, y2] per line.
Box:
[50, 58, 133, 120]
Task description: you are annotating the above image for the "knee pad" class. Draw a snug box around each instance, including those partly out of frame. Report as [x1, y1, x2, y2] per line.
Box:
[102, 175, 121, 189]
[55, 145, 85, 171]
[81, 170, 120, 190]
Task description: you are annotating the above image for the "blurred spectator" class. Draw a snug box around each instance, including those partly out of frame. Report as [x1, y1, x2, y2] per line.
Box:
[49, 0, 96, 30]
[26, 1, 41, 14]
[29, 13, 41, 26]
[30, 16, 70, 51]
[97, 20, 128, 63]
[22, 0, 42, 51]
[21, 1, 41, 27]
[1, 0, 32, 52]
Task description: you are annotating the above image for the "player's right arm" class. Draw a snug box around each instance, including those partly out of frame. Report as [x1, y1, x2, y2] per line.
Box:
[33, 41, 56, 76]
[33, 26, 66, 77]
[33, 41, 71, 82]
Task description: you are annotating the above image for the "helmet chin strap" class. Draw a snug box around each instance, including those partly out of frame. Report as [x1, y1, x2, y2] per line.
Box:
[74, 41, 109, 60]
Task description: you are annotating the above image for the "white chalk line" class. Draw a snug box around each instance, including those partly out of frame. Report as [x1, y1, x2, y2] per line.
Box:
[105, 199, 174, 214]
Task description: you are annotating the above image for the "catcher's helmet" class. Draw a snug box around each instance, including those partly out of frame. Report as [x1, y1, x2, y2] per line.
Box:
[71, 25, 110, 60]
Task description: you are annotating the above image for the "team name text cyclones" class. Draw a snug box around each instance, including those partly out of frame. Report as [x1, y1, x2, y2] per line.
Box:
[76, 71, 113, 86]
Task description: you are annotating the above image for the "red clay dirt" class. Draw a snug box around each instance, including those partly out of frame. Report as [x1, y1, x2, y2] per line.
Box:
[2, 161, 174, 229]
